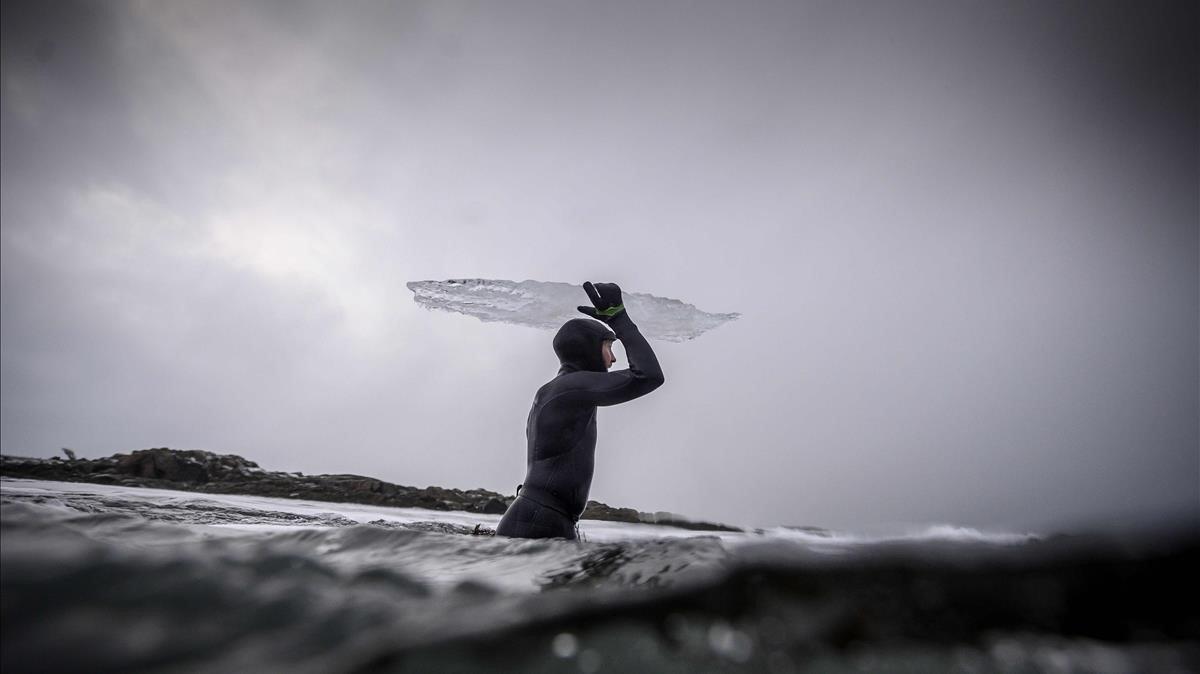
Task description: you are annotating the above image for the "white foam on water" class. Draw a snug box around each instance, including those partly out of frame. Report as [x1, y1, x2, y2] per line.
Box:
[1, 477, 1039, 551]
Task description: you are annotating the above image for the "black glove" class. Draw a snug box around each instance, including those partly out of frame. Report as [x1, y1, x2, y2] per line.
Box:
[576, 281, 626, 323]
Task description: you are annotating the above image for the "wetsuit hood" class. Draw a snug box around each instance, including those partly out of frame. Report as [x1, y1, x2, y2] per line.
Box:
[553, 318, 616, 374]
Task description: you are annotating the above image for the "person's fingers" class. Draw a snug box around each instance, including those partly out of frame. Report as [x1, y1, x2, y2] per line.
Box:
[582, 281, 602, 306]
[597, 282, 620, 303]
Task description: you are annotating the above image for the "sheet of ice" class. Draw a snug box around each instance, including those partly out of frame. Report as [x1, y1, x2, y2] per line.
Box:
[406, 278, 740, 342]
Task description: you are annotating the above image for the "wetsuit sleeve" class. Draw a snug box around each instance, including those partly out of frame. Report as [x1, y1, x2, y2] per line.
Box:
[564, 311, 665, 407]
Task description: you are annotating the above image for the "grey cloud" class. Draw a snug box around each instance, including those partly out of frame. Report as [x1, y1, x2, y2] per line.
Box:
[2, 0, 1195, 532]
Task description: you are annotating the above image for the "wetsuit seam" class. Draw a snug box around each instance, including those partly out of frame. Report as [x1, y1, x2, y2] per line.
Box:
[557, 378, 636, 407]
[516, 492, 579, 523]
[538, 387, 596, 410]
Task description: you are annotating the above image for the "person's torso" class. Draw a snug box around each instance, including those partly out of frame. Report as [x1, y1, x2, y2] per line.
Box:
[522, 375, 598, 517]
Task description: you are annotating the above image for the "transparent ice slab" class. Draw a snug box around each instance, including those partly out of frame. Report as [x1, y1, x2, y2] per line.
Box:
[406, 279, 740, 342]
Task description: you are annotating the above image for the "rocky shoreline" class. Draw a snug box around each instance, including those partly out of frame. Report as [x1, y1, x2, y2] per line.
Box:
[0, 448, 742, 532]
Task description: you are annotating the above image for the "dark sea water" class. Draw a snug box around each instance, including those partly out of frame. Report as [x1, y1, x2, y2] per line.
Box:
[2, 478, 1196, 673]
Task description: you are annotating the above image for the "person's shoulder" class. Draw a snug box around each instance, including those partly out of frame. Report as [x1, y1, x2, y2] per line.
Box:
[537, 375, 575, 399]
[541, 371, 608, 398]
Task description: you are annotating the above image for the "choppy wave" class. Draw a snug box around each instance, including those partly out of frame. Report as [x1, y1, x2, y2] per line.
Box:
[2, 478, 1196, 673]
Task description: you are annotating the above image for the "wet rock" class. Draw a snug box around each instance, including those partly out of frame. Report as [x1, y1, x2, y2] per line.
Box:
[116, 449, 211, 483]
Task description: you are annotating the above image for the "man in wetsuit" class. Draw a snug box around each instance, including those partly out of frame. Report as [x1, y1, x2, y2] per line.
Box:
[496, 281, 665, 540]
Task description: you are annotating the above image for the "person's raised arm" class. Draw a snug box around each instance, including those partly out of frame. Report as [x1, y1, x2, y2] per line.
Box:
[567, 282, 665, 407]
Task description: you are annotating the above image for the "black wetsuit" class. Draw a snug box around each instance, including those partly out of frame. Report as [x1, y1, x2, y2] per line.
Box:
[496, 311, 665, 540]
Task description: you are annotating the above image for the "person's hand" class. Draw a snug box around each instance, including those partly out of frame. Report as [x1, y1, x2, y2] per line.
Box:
[577, 281, 625, 323]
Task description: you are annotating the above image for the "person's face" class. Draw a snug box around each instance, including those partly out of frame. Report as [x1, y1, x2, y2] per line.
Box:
[601, 340, 616, 370]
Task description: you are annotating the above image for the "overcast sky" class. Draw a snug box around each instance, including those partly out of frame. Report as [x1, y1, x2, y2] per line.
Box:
[2, 0, 1195, 532]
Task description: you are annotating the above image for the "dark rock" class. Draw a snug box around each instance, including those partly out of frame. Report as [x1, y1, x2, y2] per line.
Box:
[582, 500, 642, 523]
[116, 449, 210, 483]
[482, 498, 508, 515]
